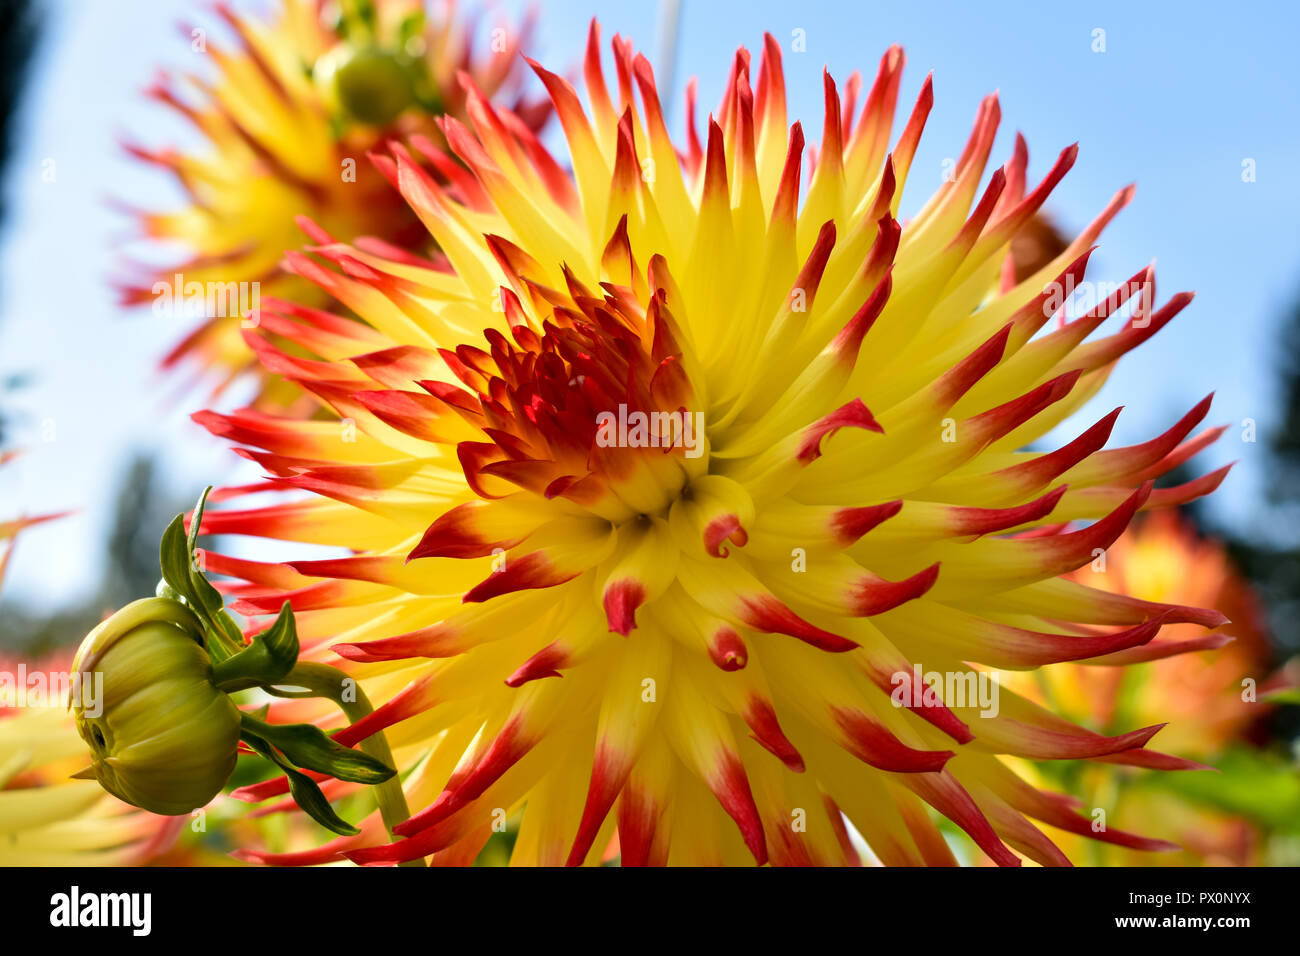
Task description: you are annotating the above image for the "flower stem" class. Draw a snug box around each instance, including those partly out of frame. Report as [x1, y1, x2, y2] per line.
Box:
[268, 662, 425, 867]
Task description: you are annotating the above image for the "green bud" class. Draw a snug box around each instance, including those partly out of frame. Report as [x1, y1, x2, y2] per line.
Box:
[315, 44, 415, 126]
[71, 597, 241, 816]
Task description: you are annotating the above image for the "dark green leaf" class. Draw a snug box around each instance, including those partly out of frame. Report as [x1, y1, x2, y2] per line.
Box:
[242, 715, 395, 785]
[239, 727, 360, 837]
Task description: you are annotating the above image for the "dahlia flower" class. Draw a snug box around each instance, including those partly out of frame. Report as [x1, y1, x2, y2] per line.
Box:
[121, 0, 543, 407]
[196, 25, 1232, 866]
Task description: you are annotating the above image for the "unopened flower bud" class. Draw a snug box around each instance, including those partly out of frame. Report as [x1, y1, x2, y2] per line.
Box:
[71, 598, 241, 815]
[315, 44, 415, 126]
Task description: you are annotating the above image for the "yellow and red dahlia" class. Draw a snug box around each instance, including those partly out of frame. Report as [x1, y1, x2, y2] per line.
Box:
[195, 26, 1233, 866]
[121, 0, 543, 407]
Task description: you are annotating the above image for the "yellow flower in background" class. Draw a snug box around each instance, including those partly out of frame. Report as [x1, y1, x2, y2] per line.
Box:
[194, 26, 1233, 866]
[119, 0, 544, 409]
[1007, 511, 1276, 865]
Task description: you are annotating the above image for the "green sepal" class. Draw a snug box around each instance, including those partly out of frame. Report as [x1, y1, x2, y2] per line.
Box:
[239, 726, 359, 837]
[211, 601, 300, 689]
[397, 9, 425, 48]
[337, 0, 377, 42]
[185, 488, 226, 618]
[205, 609, 247, 663]
[241, 714, 395, 785]
[158, 488, 244, 660]
[245, 702, 270, 722]
[159, 513, 197, 608]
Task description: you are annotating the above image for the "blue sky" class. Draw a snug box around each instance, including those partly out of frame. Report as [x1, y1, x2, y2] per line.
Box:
[2, 0, 1298, 611]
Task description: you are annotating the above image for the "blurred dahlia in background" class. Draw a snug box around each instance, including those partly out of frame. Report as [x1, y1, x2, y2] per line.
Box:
[118, 0, 545, 409]
[1050, 510, 1270, 756]
[1005, 509, 1300, 866]
[182, 20, 1251, 867]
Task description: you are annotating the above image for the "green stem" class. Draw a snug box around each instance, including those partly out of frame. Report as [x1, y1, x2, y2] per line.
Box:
[266, 662, 425, 867]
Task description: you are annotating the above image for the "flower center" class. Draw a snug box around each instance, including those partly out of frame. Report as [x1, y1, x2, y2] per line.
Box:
[447, 283, 706, 523]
